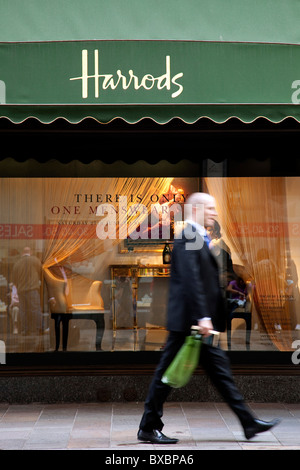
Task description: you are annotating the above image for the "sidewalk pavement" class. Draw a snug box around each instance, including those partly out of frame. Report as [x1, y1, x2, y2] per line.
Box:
[0, 401, 299, 451]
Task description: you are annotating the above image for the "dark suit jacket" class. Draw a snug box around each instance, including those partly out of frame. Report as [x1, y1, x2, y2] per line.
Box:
[167, 226, 226, 334]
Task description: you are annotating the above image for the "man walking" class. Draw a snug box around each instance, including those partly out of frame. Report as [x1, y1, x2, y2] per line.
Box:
[138, 192, 280, 443]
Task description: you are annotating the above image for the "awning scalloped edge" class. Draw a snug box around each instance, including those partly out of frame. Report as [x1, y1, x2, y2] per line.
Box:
[1, 114, 300, 125]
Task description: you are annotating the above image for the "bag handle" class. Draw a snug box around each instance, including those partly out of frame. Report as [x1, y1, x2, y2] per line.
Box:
[191, 325, 220, 336]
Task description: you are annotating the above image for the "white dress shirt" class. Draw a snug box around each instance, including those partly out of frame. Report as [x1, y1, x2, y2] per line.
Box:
[184, 219, 211, 322]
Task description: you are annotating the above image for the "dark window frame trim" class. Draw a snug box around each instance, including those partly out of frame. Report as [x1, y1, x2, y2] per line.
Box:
[0, 351, 299, 377]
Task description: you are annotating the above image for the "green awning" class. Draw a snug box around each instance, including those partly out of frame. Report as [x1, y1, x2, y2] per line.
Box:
[2, 0, 300, 124]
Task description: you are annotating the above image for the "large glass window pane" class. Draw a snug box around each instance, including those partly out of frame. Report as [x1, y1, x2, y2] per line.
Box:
[0, 175, 297, 357]
[205, 176, 298, 352]
[0, 177, 197, 354]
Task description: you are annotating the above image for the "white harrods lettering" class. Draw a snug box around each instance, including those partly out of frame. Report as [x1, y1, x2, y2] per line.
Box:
[70, 50, 184, 99]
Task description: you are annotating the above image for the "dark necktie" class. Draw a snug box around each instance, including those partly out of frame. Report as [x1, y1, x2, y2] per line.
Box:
[204, 234, 211, 248]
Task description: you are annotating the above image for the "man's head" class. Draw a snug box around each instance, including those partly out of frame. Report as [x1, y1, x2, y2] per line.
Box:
[185, 192, 218, 227]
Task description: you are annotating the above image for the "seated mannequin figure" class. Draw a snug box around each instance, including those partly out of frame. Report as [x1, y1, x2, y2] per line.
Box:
[43, 264, 104, 351]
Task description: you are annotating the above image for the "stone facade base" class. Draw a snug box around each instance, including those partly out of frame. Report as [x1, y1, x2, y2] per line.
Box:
[0, 374, 299, 403]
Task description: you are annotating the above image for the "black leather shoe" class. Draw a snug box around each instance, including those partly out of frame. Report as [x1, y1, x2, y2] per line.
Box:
[137, 429, 178, 444]
[244, 418, 281, 440]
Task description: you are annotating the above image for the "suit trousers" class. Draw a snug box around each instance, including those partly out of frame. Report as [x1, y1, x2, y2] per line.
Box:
[139, 331, 255, 432]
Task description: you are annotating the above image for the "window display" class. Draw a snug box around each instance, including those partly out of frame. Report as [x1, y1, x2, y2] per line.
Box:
[205, 177, 299, 352]
[0, 176, 298, 355]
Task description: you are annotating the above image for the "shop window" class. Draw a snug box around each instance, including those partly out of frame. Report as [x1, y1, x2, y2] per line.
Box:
[0, 176, 298, 356]
[205, 176, 299, 353]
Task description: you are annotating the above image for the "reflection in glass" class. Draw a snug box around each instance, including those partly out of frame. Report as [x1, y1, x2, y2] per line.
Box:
[0, 176, 299, 354]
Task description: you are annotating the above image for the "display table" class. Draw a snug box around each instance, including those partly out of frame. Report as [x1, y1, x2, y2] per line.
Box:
[51, 311, 105, 351]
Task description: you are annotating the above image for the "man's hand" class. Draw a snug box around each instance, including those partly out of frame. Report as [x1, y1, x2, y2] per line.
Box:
[197, 318, 214, 337]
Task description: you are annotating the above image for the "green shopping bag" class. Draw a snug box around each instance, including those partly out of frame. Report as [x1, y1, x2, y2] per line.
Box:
[161, 331, 202, 389]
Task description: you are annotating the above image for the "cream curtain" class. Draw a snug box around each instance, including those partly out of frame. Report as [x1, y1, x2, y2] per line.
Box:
[206, 177, 292, 351]
[0, 177, 173, 352]
[42, 177, 173, 268]
[0, 177, 173, 268]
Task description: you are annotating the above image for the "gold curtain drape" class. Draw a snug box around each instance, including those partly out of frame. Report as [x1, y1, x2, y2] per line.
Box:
[0, 177, 173, 352]
[0, 176, 173, 275]
[206, 177, 292, 351]
[42, 177, 173, 269]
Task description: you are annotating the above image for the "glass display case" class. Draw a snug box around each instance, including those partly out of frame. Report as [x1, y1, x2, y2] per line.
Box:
[110, 265, 170, 351]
